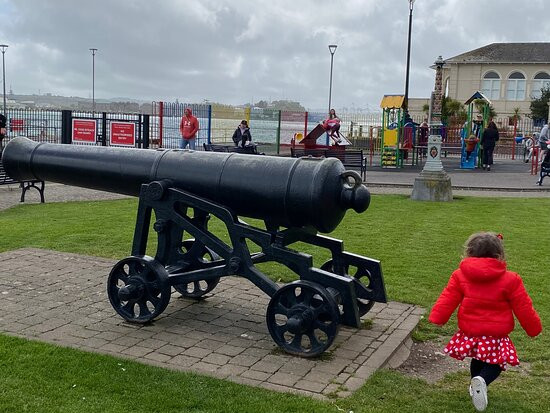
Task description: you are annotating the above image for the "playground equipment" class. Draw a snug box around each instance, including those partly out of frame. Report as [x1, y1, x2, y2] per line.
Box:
[293, 122, 351, 150]
[380, 95, 413, 168]
[3, 137, 386, 358]
[461, 92, 491, 169]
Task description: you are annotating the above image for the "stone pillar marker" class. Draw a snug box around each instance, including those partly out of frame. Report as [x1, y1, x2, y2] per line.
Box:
[411, 56, 453, 201]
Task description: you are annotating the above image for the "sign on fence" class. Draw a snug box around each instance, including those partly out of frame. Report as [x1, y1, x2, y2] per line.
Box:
[10, 119, 24, 132]
[72, 119, 97, 143]
[110, 121, 136, 146]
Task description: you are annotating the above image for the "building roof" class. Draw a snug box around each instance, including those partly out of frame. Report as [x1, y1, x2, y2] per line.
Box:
[445, 43, 550, 64]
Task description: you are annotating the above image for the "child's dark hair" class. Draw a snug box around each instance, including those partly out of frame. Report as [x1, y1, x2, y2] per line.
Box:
[464, 232, 505, 260]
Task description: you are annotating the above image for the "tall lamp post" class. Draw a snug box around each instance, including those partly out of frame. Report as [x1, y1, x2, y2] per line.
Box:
[403, 0, 414, 115]
[89, 48, 97, 112]
[328, 44, 337, 114]
[0, 44, 8, 116]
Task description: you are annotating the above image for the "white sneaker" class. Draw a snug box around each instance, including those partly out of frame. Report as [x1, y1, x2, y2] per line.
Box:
[470, 376, 488, 411]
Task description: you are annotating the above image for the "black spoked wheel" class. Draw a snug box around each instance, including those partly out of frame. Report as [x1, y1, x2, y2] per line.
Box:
[107, 255, 171, 323]
[321, 259, 375, 316]
[266, 281, 339, 358]
[173, 239, 221, 298]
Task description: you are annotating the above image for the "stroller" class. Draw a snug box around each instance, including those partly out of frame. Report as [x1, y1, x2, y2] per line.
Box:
[537, 146, 550, 185]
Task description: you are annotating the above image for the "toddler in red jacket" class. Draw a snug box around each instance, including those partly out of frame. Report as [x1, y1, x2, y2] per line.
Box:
[429, 232, 542, 412]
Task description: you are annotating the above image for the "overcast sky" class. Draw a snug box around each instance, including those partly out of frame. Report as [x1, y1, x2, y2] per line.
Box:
[0, 0, 548, 111]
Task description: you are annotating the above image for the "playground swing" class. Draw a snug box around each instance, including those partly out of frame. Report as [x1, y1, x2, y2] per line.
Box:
[461, 92, 491, 169]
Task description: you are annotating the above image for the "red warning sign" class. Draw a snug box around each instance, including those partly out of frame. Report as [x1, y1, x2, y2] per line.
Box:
[110, 122, 136, 146]
[72, 119, 97, 143]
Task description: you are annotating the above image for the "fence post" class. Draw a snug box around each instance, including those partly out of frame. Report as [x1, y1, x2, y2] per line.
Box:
[511, 117, 517, 160]
[61, 110, 72, 144]
[207, 104, 212, 144]
[143, 114, 150, 149]
[159, 101, 164, 148]
[304, 111, 308, 143]
[276, 110, 281, 155]
[101, 112, 107, 146]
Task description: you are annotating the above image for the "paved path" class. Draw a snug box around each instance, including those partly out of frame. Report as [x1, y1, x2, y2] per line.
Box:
[366, 157, 549, 194]
[0, 183, 129, 211]
[0, 249, 422, 399]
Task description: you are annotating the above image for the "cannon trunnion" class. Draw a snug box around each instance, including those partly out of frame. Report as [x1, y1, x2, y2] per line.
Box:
[3, 138, 387, 357]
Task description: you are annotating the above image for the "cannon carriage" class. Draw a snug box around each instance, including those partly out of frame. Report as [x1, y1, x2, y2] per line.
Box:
[3, 137, 386, 357]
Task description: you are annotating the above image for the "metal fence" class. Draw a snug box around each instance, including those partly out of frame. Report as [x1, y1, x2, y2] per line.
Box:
[3, 109, 62, 144]
[2, 104, 545, 167]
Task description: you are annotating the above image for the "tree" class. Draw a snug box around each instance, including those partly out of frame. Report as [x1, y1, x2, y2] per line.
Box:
[422, 97, 467, 123]
[510, 107, 521, 126]
[473, 99, 497, 119]
[529, 86, 550, 122]
[254, 100, 269, 109]
[269, 100, 305, 111]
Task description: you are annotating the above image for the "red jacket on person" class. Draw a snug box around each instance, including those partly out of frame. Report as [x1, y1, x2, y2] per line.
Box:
[429, 257, 542, 338]
[180, 110, 199, 140]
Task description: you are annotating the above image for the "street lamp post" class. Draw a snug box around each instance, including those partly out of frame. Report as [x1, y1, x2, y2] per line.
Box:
[404, 0, 414, 114]
[89, 48, 97, 112]
[0, 44, 8, 116]
[328, 44, 337, 114]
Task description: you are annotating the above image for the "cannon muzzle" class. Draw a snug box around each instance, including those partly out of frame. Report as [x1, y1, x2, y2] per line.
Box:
[2, 137, 370, 232]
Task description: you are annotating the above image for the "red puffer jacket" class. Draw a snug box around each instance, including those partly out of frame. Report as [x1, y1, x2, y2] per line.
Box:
[429, 257, 542, 338]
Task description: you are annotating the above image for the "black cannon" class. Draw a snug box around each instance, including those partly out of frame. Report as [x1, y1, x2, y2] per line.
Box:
[3, 137, 386, 357]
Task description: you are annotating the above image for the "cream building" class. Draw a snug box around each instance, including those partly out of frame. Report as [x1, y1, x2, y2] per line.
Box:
[440, 43, 550, 116]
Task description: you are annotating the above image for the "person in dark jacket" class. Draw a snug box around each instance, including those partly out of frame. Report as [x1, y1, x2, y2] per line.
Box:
[481, 121, 499, 171]
[0, 113, 6, 152]
[232, 120, 252, 147]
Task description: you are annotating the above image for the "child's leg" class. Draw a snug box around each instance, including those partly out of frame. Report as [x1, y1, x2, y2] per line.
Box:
[470, 358, 483, 378]
[478, 362, 501, 385]
[471, 359, 501, 385]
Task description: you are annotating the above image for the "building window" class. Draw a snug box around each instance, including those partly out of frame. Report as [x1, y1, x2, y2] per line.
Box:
[531, 72, 550, 99]
[506, 71, 526, 101]
[481, 71, 500, 100]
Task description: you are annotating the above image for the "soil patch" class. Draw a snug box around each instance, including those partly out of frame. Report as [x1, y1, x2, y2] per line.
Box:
[395, 339, 531, 384]
[394, 339, 469, 383]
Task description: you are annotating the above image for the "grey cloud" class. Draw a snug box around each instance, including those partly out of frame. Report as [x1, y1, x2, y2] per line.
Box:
[0, 0, 547, 110]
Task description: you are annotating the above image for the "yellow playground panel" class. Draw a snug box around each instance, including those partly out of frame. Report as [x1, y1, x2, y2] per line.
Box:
[379, 95, 405, 167]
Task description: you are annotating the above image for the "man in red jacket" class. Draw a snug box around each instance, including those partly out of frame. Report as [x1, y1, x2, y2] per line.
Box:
[179, 108, 199, 149]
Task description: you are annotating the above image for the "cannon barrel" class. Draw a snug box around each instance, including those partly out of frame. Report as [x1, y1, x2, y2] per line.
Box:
[2, 137, 370, 232]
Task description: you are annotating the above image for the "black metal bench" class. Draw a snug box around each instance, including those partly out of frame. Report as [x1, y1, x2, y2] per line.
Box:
[0, 152, 45, 203]
[290, 147, 367, 181]
[290, 148, 328, 158]
[203, 143, 263, 155]
[440, 142, 462, 156]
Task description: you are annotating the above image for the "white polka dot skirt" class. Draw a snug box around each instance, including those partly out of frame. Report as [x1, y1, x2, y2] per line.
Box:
[443, 330, 519, 370]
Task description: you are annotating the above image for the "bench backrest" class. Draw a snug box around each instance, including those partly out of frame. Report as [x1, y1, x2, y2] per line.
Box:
[290, 148, 327, 158]
[204, 143, 261, 155]
[0, 159, 17, 185]
[329, 150, 364, 166]
[203, 143, 231, 152]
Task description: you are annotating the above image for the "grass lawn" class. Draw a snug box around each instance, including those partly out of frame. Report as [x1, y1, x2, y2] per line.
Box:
[0, 194, 548, 412]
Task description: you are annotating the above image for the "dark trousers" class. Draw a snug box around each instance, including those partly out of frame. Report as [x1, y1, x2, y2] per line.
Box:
[470, 359, 501, 386]
[482, 145, 495, 165]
